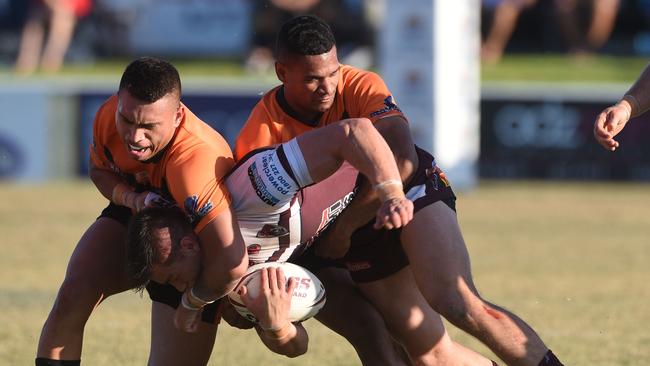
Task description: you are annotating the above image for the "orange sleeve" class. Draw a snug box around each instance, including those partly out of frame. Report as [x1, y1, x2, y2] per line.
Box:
[89, 96, 117, 170]
[165, 145, 235, 233]
[348, 70, 406, 123]
[234, 104, 276, 160]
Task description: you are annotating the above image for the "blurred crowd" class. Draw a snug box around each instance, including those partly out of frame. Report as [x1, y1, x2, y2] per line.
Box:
[482, 0, 650, 62]
[0, 0, 649, 74]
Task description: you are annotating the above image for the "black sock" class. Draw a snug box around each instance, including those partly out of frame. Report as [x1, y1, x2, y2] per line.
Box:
[538, 350, 564, 366]
[35, 358, 81, 366]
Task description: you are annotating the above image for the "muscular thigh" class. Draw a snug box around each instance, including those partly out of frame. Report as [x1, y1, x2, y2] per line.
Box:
[358, 267, 448, 354]
[63, 217, 131, 297]
[400, 202, 476, 298]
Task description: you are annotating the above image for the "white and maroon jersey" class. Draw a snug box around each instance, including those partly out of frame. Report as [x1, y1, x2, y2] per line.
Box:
[226, 139, 358, 264]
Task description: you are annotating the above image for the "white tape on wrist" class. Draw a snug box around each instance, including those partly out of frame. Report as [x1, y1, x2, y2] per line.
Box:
[181, 292, 202, 311]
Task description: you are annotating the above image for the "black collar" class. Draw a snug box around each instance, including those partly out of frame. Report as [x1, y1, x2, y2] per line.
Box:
[276, 86, 323, 127]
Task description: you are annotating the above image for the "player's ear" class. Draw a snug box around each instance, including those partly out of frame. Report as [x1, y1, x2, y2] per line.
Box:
[179, 235, 199, 252]
[275, 62, 286, 83]
[173, 104, 184, 128]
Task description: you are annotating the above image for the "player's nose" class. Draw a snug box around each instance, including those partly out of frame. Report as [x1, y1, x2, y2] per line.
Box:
[127, 126, 146, 143]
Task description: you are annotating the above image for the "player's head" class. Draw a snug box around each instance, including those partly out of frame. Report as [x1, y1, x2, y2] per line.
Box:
[275, 15, 340, 121]
[126, 206, 201, 293]
[116, 57, 185, 162]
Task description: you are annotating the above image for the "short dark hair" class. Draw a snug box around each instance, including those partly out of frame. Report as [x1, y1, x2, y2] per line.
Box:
[276, 15, 336, 62]
[118, 57, 182, 103]
[126, 206, 193, 292]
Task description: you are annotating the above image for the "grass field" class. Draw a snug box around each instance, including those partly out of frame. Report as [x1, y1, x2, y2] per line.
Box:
[1, 54, 647, 84]
[1, 180, 649, 365]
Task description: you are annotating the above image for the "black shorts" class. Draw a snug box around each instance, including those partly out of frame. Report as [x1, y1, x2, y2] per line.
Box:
[98, 202, 222, 323]
[341, 146, 457, 283]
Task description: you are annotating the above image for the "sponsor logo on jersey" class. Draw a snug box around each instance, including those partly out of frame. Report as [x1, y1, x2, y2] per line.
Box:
[248, 153, 295, 206]
[260, 153, 291, 195]
[184, 195, 214, 225]
[248, 161, 280, 206]
[369, 95, 402, 117]
[256, 224, 289, 238]
[345, 261, 371, 271]
[316, 191, 356, 233]
[247, 244, 262, 255]
[425, 164, 450, 190]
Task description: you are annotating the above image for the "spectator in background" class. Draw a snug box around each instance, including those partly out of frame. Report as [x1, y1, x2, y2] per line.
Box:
[246, 0, 373, 73]
[555, 0, 620, 56]
[481, 0, 538, 64]
[14, 0, 92, 74]
[482, 0, 620, 63]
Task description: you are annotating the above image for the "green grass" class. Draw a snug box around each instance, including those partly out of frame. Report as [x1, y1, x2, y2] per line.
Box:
[481, 54, 649, 83]
[1, 180, 649, 365]
[1, 54, 647, 84]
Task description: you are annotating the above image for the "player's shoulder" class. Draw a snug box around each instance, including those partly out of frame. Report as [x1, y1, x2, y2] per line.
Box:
[339, 64, 388, 97]
[340, 64, 384, 85]
[254, 85, 283, 118]
[94, 95, 118, 125]
[241, 85, 286, 130]
[169, 105, 234, 163]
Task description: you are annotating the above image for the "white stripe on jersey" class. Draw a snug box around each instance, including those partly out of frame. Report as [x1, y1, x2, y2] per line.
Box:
[284, 138, 313, 187]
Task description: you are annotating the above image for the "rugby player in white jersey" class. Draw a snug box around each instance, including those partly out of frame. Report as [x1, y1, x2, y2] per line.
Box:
[125, 117, 496, 364]
[125, 117, 415, 362]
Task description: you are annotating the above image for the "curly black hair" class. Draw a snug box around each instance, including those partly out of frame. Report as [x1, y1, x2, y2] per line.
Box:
[118, 57, 181, 103]
[276, 15, 336, 61]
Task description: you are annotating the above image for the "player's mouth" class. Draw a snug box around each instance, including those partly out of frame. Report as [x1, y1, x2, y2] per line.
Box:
[126, 143, 151, 158]
[317, 95, 332, 102]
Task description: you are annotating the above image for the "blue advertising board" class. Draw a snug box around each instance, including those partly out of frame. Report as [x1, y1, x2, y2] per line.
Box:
[480, 98, 650, 180]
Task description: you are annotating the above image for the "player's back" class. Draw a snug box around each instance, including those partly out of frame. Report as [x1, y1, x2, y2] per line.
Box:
[226, 147, 358, 264]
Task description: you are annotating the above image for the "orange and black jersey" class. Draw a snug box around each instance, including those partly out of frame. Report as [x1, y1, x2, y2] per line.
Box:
[90, 95, 234, 232]
[235, 64, 406, 159]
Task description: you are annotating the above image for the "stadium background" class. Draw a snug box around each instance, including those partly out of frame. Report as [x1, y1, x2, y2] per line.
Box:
[0, 0, 649, 365]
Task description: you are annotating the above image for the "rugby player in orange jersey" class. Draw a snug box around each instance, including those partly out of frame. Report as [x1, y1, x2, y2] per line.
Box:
[36, 57, 249, 366]
[235, 15, 565, 366]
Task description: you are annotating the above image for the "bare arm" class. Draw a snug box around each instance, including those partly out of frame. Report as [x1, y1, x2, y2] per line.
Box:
[175, 207, 248, 332]
[298, 117, 412, 188]
[293, 117, 413, 229]
[193, 208, 248, 301]
[313, 117, 418, 258]
[593, 63, 650, 151]
[624, 62, 650, 117]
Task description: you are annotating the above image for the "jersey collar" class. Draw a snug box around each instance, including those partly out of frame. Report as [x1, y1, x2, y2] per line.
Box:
[276, 86, 323, 127]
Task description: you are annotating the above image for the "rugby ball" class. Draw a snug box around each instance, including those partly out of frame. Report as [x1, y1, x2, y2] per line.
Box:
[227, 262, 326, 323]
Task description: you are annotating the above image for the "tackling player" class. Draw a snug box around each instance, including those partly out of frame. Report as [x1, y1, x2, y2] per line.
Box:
[235, 15, 565, 366]
[36, 57, 249, 366]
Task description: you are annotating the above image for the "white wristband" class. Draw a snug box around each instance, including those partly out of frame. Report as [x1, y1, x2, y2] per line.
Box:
[373, 179, 404, 202]
[181, 292, 202, 311]
[189, 287, 216, 306]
